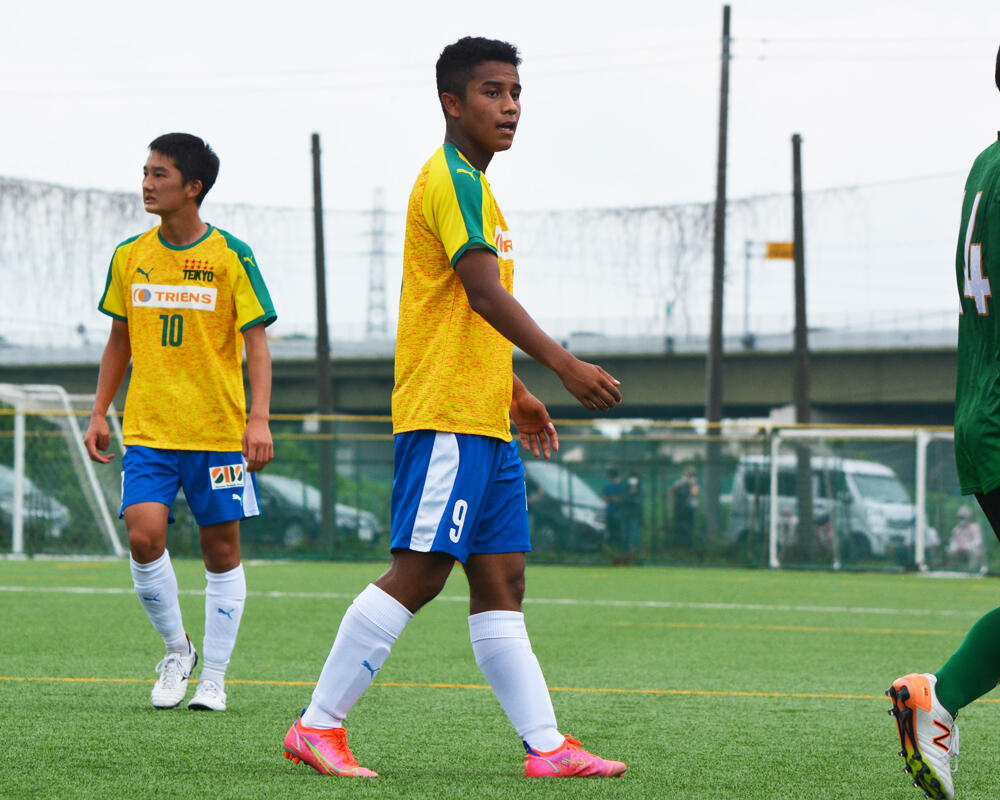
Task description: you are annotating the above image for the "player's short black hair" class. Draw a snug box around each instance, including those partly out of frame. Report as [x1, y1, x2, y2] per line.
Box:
[148, 132, 219, 206]
[436, 36, 521, 108]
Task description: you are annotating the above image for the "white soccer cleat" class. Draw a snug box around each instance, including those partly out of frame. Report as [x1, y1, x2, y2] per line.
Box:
[188, 679, 227, 711]
[150, 636, 198, 709]
[887, 673, 958, 800]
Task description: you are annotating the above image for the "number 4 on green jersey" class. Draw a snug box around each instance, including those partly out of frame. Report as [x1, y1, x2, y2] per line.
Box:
[963, 191, 991, 315]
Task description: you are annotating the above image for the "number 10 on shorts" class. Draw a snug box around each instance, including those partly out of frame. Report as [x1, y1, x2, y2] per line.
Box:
[449, 499, 469, 543]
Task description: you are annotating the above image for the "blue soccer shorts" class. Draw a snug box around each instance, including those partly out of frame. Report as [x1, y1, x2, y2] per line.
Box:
[390, 431, 531, 562]
[120, 445, 260, 527]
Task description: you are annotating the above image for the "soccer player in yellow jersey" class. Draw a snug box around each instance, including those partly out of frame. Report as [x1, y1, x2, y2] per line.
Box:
[83, 133, 276, 712]
[283, 37, 626, 779]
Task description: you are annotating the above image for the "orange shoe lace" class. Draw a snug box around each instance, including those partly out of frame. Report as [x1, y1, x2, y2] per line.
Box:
[316, 727, 360, 767]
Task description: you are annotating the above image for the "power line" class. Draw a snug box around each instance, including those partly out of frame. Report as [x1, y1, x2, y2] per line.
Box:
[0, 57, 722, 98]
[0, 38, 989, 98]
[0, 40, 724, 82]
[0, 32, 992, 84]
[737, 53, 983, 63]
[745, 35, 996, 44]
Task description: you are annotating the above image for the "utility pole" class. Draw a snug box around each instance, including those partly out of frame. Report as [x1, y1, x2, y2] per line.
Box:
[742, 239, 755, 349]
[366, 187, 388, 339]
[791, 132, 814, 559]
[792, 134, 810, 426]
[311, 133, 337, 550]
[704, 3, 731, 543]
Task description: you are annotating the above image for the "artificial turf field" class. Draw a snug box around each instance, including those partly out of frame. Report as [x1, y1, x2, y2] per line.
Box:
[3, 560, 1000, 800]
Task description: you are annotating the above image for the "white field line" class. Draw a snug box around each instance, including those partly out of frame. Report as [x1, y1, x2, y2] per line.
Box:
[0, 584, 981, 618]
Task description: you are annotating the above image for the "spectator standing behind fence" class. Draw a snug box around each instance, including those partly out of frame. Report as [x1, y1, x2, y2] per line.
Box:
[947, 506, 985, 573]
[619, 474, 643, 564]
[602, 469, 625, 549]
[669, 468, 699, 547]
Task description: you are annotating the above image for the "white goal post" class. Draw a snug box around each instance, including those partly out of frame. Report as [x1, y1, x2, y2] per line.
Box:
[0, 384, 126, 557]
[768, 427, 953, 571]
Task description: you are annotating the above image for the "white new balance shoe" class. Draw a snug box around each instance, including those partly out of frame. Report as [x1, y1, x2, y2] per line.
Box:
[887, 673, 959, 800]
[188, 679, 227, 711]
[150, 636, 198, 709]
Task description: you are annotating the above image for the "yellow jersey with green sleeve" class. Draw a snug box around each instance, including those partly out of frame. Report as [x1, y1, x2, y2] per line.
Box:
[392, 143, 516, 441]
[98, 225, 276, 451]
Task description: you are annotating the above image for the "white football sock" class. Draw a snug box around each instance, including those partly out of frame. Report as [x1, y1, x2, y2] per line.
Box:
[302, 583, 413, 729]
[469, 610, 564, 751]
[130, 550, 187, 653]
[201, 563, 247, 686]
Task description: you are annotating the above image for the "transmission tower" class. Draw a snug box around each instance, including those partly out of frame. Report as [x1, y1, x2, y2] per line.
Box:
[366, 187, 388, 339]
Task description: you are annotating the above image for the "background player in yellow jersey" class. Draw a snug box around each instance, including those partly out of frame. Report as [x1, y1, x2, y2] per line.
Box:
[84, 133, 276, 712]
[283, 37, 626, 779]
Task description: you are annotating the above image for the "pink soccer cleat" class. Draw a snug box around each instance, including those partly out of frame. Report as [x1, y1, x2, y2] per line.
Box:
[524, 734, 626, 778]
[283, 716, 377, 777]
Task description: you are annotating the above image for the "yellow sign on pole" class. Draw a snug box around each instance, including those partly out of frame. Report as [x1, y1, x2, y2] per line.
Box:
[765, 241, 794, 259]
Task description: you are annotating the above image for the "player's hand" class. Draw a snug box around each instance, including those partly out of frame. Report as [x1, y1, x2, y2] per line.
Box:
[242, 417, 274, 473]
[83, 416, 115, 464]
[511, 388, 559, 460]
[558, 358, 622, 411]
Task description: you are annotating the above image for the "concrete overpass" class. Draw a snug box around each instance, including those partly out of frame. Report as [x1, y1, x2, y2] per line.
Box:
[0, 328, 958, 425]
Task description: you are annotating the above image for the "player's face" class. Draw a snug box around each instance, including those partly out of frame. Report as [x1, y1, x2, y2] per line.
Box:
[454, 61, 521, 153]
[142, 151, 199, 215]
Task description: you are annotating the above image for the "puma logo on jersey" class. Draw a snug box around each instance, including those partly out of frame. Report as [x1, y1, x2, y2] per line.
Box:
[136, 266, 155, 282]
[456, 168, 478, 181]
[242, 255, 256, 268]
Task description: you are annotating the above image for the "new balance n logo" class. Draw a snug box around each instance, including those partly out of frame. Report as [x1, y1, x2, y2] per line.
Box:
[932, 720, 952, 751]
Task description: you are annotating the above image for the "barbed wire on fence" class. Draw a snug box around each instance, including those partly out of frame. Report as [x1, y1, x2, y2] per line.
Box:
[0, 171, 963, 347]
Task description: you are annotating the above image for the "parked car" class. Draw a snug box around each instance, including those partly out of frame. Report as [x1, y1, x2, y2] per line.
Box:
[174, 473, 381, 552]
[523, 460, 606, 553]
[0, 464, 71, 542]
[727, 454, 936, 562]
[244, 473, 382, 549]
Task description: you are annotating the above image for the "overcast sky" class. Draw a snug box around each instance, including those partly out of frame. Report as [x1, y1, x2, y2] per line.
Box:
[3, 0, 998, 211]
[2, 0, 1000, 348]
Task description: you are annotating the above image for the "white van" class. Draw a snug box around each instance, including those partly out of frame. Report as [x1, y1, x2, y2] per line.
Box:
[727, 454, 935, 561]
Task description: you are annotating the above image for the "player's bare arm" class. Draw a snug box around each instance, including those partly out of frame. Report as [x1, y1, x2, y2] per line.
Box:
[511, 374, 558, 459]
[83, 318, 131, 464]
[242, 322, 273, 473]
[455, 248, 622, 411]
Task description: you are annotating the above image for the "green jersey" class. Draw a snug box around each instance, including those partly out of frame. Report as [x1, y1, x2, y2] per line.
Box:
[955, 136, 1000, 494]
